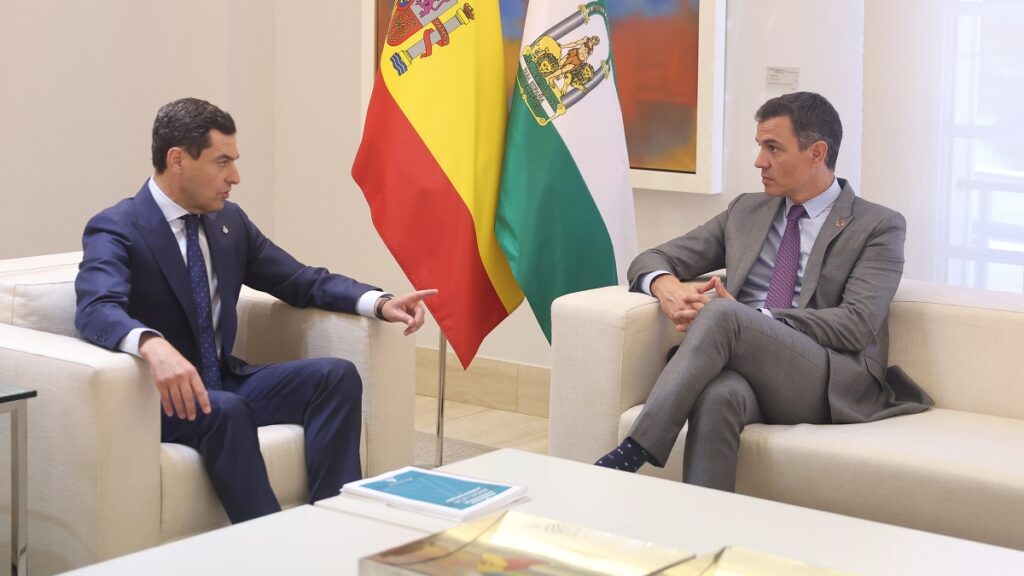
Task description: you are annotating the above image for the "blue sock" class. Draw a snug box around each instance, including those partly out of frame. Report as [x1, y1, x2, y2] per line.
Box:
[595, 437, 650, 472]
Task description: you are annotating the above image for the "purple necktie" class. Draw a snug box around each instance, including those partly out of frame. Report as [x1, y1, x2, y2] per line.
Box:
[182, 214, 221, 390]
[765, 204, 808, 310]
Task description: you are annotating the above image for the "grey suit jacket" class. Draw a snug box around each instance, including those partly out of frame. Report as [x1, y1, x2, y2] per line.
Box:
[628, 179, 932, 423]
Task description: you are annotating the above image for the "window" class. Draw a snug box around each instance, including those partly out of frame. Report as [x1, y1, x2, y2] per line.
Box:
[941, 0, 1024, 293]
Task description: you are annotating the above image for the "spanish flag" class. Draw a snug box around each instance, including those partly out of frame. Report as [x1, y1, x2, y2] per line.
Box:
[352, 1, 523, 368]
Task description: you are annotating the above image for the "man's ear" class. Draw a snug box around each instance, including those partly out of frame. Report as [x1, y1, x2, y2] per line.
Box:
[810, 140, 829, 165]
[166, 147, 184, 172]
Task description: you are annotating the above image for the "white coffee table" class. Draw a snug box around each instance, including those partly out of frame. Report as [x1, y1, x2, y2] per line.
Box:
[59, 504, 428, 575]
[319, 449, 1024, 575]
[60, 449, 1024, 575]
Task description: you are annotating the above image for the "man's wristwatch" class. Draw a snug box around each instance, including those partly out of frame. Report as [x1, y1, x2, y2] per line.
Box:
[374, 294, 395, 321]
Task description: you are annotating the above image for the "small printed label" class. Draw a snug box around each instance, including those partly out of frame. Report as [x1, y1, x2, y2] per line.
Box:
[766, 66, 800, 91]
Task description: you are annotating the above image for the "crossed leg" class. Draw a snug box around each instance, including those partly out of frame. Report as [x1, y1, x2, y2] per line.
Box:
[599, 299, 834, 491]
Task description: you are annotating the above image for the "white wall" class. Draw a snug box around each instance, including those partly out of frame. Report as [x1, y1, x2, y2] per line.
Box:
[862, 0, 948, 282]
[0, 0, 276, 259]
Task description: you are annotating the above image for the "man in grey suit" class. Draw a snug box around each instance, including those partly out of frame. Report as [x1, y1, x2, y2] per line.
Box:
[595, 92, 932, 490]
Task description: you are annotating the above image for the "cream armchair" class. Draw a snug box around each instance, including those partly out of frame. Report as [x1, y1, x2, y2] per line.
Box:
[550, 282, 1024, 550]
[0, 252, 415, 574]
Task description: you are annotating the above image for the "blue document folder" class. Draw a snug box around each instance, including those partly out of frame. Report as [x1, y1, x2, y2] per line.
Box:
[343, 466, 527, 520]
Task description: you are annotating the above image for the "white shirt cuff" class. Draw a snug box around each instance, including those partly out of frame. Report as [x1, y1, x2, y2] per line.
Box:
[118, 328, 163, 358]
[641, 271, 673, 295]
[357, 290, 392, 319]
[756, 307, 774, 318]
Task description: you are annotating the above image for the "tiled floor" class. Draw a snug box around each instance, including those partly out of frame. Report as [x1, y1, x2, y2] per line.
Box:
[414, 395, 549, 455]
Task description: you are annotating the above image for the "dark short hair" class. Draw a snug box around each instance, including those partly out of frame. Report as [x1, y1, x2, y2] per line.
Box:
[151, 98, 236, 173]
[755, 92, 842, 171]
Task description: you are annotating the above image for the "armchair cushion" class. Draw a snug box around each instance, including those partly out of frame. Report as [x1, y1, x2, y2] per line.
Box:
[0, 251, 81, 337]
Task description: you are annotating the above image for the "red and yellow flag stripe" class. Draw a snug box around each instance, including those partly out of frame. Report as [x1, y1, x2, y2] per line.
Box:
[353, 1, 522, 367]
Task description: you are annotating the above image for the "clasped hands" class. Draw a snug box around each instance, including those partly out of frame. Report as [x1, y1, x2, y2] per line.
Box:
[651, 274, 735, 332]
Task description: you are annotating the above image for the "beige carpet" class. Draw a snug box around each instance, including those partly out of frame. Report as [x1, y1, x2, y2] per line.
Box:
[414, 431, 496, 468]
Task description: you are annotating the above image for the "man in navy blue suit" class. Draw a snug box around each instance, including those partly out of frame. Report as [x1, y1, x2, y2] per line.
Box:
[75, 98, 435, 523]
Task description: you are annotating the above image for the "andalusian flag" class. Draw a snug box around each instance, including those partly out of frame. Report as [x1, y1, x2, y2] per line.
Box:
[496, 1, 637, 341]
[353, 1, 523, 368]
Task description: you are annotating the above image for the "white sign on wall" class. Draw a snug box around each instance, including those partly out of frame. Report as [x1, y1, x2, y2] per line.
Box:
[766, 66, 800, 92]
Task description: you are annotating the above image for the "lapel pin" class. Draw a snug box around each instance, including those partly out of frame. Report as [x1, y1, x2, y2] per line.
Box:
[222, 225, 229, 234]
[835, 218, 847, 228]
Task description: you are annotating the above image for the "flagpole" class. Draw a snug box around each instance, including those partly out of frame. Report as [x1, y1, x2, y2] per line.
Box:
[435, 332, 447, 468]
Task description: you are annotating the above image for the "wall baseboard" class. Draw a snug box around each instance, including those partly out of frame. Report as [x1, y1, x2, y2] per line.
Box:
[415, 347, 550, 418]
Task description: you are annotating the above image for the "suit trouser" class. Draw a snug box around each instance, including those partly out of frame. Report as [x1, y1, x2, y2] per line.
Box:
[629, 299, 834, 492]
[161, 357, 363, 523]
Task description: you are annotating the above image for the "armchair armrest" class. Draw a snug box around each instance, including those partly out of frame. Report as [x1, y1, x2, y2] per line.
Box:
[0, 323, 161, 571]
[234, 287, 415, 475]
[549, 286, 684, 463]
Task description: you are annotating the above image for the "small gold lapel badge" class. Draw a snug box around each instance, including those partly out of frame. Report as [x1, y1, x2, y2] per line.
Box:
[835, 218, 847, 228]
[222, 225, 229, 234]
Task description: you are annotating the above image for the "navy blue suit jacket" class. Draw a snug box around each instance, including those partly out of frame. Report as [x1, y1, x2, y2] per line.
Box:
[75, 182, 379, 375]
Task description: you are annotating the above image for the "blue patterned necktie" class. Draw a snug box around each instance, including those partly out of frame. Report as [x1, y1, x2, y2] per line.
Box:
[181, 214, 221, 390]
[765, 204, 808, 310]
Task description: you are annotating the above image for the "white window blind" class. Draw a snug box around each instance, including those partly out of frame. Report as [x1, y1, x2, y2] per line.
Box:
[941, 0, 1024, 293]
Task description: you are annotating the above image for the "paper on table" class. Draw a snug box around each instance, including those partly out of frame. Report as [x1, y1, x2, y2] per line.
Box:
[342, 466, 527, 521]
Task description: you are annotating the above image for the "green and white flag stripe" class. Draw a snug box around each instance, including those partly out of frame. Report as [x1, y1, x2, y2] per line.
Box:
[497, 0, 637, 341]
